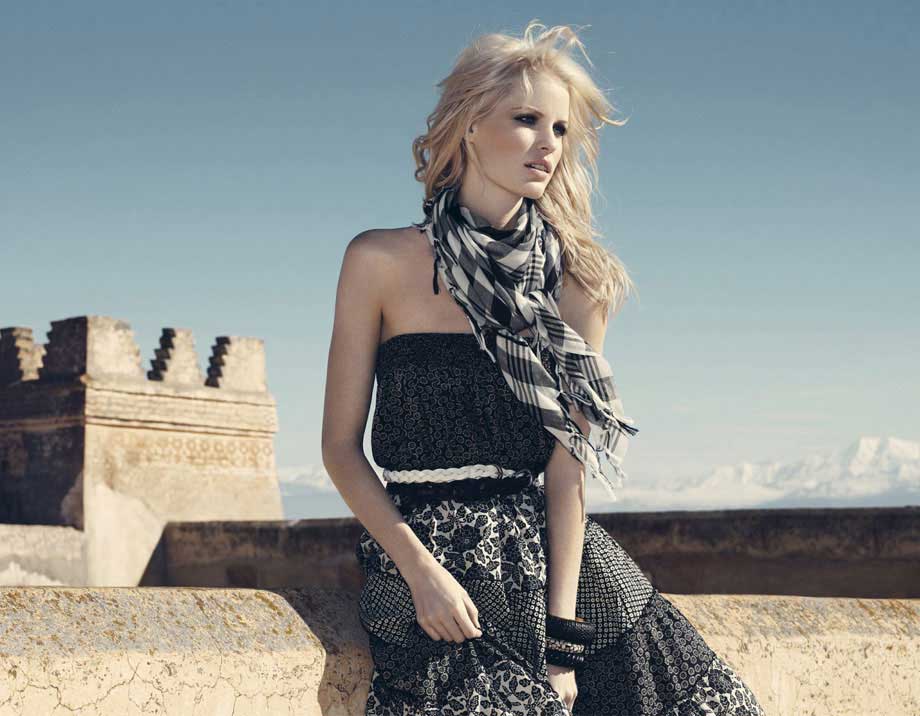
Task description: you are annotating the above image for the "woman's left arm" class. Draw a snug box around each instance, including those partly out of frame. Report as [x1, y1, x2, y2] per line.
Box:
[544, 278, 609, 619]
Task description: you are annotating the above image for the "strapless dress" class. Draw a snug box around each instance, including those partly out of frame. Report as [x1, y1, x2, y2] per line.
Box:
[355, 331, 766, 716]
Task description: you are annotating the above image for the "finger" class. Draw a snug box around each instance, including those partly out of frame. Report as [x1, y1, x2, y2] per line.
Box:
[457, 605, 482, 639]
[445, 596, 477, 642]
[461, 592, 482, 631]
[418, 615, 445, 641]
[435, 616, 463, 643]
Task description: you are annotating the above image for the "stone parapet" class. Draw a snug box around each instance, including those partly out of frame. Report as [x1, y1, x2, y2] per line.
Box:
[0, 587, 343, 715]
[0, 587, 917, 715]
[665, 593, 920, 716]
[143, 506, 920, 598]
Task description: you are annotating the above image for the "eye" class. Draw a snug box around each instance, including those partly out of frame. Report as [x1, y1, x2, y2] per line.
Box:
[515, 114, 567, 137]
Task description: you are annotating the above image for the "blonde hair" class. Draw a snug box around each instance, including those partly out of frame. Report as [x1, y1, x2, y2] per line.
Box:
[412, 19, 637, 316]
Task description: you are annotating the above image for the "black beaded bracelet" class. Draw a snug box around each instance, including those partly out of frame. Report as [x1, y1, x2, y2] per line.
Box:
[546, 613, 596, 646]
[546, 648, 585, 668]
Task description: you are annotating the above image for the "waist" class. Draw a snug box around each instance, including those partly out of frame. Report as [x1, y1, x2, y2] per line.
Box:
[383, 463, 537, 504]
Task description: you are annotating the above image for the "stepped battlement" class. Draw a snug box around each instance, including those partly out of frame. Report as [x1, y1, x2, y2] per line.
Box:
[1, 315, 267, 392]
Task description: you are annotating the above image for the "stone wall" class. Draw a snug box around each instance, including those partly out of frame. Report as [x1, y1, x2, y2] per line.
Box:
[0, 316, 284, 585]
[1, 586, 917, 715]
[142, 506, 920, 598]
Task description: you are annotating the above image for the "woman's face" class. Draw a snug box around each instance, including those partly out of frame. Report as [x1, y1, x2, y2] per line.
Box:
[464, 73, 570, 204]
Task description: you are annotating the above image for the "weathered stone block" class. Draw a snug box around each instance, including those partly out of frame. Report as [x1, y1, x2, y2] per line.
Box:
[0, 316, 284, 585]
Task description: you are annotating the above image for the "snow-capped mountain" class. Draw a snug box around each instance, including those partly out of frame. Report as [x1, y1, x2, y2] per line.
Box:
[620, 436, 920, 511]
[749, 435, 919, 509]
[277, 436, 920, 518]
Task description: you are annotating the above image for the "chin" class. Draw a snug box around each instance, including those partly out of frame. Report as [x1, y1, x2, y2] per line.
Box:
[521, 185, 547, 200]
[496, 179, 548, 202]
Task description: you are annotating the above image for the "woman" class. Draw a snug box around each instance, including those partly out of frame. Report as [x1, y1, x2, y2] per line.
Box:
[322, 20, 767, 716]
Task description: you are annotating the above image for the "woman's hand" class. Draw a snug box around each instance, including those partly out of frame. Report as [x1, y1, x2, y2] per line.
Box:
[547, 663, 578, 713]
[404, 562, 483, 643]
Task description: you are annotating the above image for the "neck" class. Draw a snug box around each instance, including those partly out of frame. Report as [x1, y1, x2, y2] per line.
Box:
[457, 180, 524, 231]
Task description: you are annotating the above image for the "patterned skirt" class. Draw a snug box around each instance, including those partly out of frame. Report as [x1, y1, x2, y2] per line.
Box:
[354, 470, 766, 715]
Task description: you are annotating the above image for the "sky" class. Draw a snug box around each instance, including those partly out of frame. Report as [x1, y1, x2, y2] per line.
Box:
[2, 1, 917, 513]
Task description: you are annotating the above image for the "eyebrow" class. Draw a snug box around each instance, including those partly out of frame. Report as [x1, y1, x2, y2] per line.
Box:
[511, 105, 569, 125]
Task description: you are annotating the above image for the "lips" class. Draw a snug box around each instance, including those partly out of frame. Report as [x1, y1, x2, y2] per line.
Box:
[524, 160, 550, 174]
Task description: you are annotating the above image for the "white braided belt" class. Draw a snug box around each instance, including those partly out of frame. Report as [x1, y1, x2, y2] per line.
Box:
[382, 463, 530, 484]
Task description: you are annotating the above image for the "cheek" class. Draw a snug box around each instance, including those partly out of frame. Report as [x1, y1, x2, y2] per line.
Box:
[481, 127, 529, 168]
[499, 128, 531, 154]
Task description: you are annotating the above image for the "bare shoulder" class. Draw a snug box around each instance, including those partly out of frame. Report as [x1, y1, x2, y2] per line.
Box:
[349, 224, 423, 247]
[559, 274, 607, 322]
[342, 227, 418, 288]
[558, 273, 609, 353]
[345, 225, 427, 269]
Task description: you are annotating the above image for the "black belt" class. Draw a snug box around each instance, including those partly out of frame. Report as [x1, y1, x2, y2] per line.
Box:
[385, 468, 536, 506]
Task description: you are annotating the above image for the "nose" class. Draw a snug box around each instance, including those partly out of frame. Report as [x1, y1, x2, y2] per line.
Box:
[538, 125, 559, 153]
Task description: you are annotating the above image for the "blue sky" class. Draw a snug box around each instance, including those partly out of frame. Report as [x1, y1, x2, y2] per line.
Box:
[2, 1, 917, 503]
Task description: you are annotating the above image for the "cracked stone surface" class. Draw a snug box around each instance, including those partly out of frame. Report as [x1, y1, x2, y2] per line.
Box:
[0, 587, 348, 715]
[2, 587, 918, 715]
[667, 593, 920, 715]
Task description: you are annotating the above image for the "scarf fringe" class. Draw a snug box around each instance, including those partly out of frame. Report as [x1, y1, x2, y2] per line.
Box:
[562, 409, 639, 502]
[559, 385, 639, 441]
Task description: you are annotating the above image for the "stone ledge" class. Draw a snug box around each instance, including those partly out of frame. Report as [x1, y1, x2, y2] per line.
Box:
[666, 593, 920, 715]
[1, 588, 918, 715]
[0, 586, 368, 715]
[149, 508, 920, 598]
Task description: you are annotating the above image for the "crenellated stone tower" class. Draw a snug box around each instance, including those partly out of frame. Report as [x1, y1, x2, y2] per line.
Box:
[0, 316, 283, 585]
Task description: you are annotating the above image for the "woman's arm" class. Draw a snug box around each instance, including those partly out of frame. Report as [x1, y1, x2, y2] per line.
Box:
[543, 278, 609, 619]
[322, 231, 484, 645]
[321, 232, 439, 576]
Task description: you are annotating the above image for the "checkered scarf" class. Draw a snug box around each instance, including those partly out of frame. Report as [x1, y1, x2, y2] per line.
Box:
[414, 185, 639, 500]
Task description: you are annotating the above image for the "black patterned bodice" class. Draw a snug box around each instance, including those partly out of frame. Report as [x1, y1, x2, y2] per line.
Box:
[371, 332, 557, 475]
